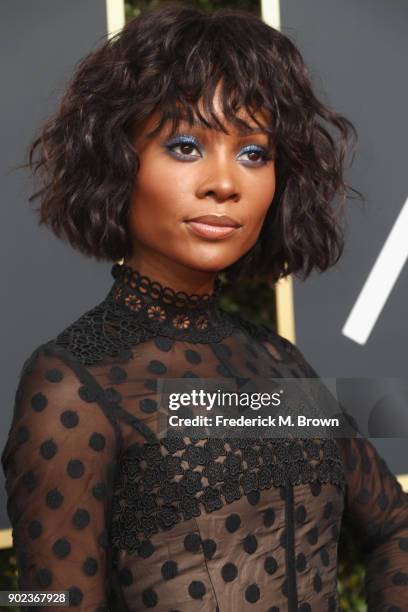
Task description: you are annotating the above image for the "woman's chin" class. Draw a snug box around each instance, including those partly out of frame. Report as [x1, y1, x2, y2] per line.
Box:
[184, 254, 241, 274]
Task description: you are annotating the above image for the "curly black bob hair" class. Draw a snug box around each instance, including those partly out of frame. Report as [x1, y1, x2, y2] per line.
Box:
[28, 2, 362, 284]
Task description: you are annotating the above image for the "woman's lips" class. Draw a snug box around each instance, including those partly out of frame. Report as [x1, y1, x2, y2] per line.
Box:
[184, 215, 242, 240]
[186, 221, 239, 239]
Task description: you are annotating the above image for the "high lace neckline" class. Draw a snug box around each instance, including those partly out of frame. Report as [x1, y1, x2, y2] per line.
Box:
[103, 262, 232, 341]
[111, 262, 222, 309]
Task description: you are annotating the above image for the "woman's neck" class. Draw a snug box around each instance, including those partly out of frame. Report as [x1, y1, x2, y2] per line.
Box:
[124, 253, 219, 296]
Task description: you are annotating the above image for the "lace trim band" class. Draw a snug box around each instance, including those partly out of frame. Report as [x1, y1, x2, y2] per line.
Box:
[110, 436, 346, 555]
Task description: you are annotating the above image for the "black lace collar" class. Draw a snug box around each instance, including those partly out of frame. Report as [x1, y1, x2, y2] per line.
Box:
[102, 262, 234, 342]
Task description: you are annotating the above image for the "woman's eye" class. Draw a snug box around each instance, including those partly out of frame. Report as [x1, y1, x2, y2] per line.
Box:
[164, 136, 272, 165]
[173, 143, 198, 156]
[238, 146, 271, 165]
[165, 135, 201, 160]
[244, 151, 262, 162]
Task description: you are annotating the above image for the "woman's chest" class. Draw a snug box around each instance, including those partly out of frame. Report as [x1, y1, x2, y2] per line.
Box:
[110, 435, 346, 556]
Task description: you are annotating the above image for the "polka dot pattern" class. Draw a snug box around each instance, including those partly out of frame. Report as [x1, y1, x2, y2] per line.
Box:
[264, 556, 278, 575]
[243, 534, 258, 554]
[320, 548, 330, 567]
[16, 426, 29, 444]
[245, 583, 260, 603]
[3, 275, 408, 611]
[82, 557, 98, 576]
[68, 586, 83, 606]
[31, 392, 47, 412]
[92, 481, 107, 502]
[184, 533, 201, 553]
[138, 540, 155, 558]
[185, 349, 201, 364]
[60, 410, 79, 428]
[247, 490, 260, 506]
[295, 505, 307, 523]
[78, 384, 97, 403]
[36, 567, 52, 587]
[40, 439, 58, 460]
[67, 459, 85, 478]
[140, 398, 158, 413]
[161, 561, 178, 580]
[296, 553, 307, 572]
[225, 513, 241, 533]
[52, 538, 71, 558]
[188, 581, 206, 599]
[109, 366, 127, 384]
[221, 562, 238, 582]
[22, 470, 37, 492]
[142, 588, 158, 607]
[154, 336, 173, 352]
[313, 571, 322, 593]
[45, 368, 63, 383]
[89, 433, 106, 452]
[307, 527, 318, 545]
[46, 488, 63, 509]
[148, 360, 167, 375]
[72, 508, 90, 529]
[263, 507, 275, 527]
[104, 387, 122, 404]
[202, 539, 217, 560]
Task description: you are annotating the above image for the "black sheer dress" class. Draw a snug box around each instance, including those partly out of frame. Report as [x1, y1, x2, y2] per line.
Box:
[2, 262, 408, 611]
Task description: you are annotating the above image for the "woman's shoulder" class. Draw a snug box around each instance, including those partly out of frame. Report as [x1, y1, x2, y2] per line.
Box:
[228, 310, 278, 342]
[228, 311, 297, 353]
[229, 311, 318, 377]
[45, 296, 146, 367]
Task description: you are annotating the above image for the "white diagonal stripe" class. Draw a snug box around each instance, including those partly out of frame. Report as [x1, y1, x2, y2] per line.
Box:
[261, 0, 281, 29]
[342, 196, 408, 344]
[106, 0, 125, 38]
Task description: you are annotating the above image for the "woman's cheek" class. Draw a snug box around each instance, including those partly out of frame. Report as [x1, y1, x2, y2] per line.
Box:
[245, 212, 268, 245]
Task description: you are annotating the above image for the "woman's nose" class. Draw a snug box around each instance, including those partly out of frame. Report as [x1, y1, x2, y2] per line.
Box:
[196, 153, 240, 204]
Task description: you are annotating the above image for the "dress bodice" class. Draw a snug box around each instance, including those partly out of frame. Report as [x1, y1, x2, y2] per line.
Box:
[2, 263, 408, 611]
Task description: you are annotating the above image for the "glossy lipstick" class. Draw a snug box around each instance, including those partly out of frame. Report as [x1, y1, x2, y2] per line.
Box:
[185, 215, 242, 240]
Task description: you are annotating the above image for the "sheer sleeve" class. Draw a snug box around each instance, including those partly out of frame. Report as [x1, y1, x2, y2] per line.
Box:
[1, 343, 119, 611]
[337, 436, 408, 610]
[267, 333, 408, 610]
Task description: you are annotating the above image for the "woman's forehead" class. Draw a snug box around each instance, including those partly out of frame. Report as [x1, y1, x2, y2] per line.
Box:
[134, 104, 273, 143]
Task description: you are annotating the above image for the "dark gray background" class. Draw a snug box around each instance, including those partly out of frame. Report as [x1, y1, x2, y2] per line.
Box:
[1, 1, 407, 532]
[280, 0, 408, 471]
[0, 1, 111, 531]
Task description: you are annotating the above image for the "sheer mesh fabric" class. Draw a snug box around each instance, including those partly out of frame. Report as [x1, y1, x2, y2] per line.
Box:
[2, 263, 408, 611]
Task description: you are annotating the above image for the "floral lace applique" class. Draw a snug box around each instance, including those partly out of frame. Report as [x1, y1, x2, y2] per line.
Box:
[111, 434, 346, 555]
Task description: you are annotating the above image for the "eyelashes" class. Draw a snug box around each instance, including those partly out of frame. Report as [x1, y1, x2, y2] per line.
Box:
[165, 134, 200, 159]
[164, 133, 273, 166]
[239, 144, 274, 164]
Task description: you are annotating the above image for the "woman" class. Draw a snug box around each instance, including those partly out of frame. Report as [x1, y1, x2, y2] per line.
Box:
[2, 4, 408, 611]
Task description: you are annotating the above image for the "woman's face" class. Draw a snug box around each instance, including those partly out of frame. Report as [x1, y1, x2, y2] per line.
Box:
[126, 89, 276, 289]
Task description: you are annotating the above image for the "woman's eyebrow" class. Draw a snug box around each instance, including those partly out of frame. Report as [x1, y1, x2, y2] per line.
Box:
[170, 121, 269, 137]
[239, 127, 269, 136]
